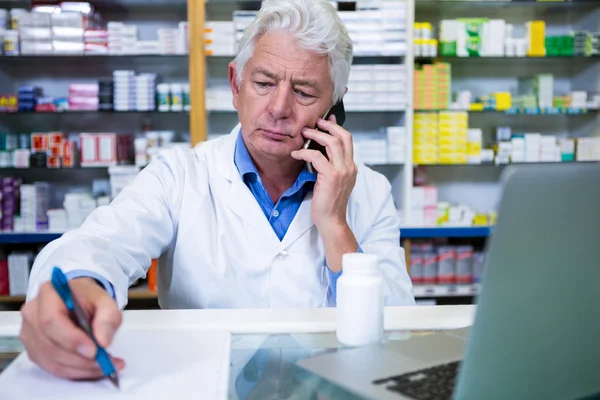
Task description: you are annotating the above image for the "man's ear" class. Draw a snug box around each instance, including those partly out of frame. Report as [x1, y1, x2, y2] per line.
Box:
[228, 62, 240, 110]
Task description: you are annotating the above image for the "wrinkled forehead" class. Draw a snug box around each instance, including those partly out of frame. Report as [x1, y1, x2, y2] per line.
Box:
[248, 32, 331, 82]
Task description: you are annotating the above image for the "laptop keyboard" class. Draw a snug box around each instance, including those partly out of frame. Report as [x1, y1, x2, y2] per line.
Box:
[372, 361, 461, 400]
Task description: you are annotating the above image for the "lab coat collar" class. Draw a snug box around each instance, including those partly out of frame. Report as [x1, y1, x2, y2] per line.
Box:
[217, 123, 316, 248]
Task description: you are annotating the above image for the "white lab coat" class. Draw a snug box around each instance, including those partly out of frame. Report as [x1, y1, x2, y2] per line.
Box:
[27, 124, 415, 309]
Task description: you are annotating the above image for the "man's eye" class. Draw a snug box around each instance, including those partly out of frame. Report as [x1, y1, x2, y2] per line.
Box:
[296, 90, 314, 99]
[255, 82, 270, 88]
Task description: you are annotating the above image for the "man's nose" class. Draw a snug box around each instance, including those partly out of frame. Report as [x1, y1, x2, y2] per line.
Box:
[267, 86, 292, 120]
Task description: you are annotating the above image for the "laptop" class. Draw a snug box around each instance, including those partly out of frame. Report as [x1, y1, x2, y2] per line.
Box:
[298, 163, 600, 400]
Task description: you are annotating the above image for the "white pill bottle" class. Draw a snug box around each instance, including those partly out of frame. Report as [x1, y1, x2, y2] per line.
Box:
[336, 253, 384, 347]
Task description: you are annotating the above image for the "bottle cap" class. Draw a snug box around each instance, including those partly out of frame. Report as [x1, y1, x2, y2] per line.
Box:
[342, 253, 379, 275]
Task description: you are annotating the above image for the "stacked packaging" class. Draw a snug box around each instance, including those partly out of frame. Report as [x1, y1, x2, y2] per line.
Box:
[107, 22, 137, 55]
[545, 35, 575, 57]
[51, 11, 84, 55]
[68, 83, 98, 111]
[339, 1, 407, 56]
[387, 126, 406, 164]
[80, 133, 117, 167]
[438, 111, 468, 164]
[409, 186, 438, 227]
[414, 63, 450, 110]
[113, 70, 135, 111]
[7, 252, 33, 295]
[17, 86, 42, 112]
[559, 138, 575, 162]
[84, 29, 108, 54]
[18, 10, 52, 55]
[413, 113, 439, 165]
[19, 182, 49, 232]
[410, 243, 479, 286]
[573, 31, 591, 57]
[526, 21, 546, 57]
[518, 74, 554, 109]
[204, 21, 235, 56]
[346, 64, 406, 111]
[157, 28, 178, 54]
[134, 74, 157, 111]
[98, 79, 114, 111]
[1, 177, 20, 232]
[576, 138, 600, 161]
[467, 129, 482, 164]
[353, 133, 388, 165]
[63, 193, 101, 230]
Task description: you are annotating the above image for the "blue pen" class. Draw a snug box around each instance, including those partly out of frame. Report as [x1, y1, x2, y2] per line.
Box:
[51, 266, 120, 389]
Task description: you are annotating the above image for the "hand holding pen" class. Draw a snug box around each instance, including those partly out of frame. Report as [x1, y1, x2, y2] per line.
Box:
[19, 267, 124, 386]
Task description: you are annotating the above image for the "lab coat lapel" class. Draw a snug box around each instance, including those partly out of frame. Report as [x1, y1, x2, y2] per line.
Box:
[226, 179, 280, 244]
[217, 124, 280, 245]
[281, 192, 315, 247]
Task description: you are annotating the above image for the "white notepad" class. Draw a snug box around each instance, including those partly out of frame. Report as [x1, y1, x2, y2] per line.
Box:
[0, 328, 231, 400]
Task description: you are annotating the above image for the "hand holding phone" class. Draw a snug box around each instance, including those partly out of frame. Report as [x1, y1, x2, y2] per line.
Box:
[303, 100, 346, 173]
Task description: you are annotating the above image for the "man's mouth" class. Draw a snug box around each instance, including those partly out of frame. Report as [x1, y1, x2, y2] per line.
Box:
[262, 130, 288, 141]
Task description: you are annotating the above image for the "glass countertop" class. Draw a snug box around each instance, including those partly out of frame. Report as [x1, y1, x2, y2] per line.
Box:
[0, 330, 430, 399]
[228, 331, 430, 400]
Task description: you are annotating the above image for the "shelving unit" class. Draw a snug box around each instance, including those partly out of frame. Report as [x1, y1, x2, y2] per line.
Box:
[0, 226, 494, 245]
[0, 0, 189, 308]
[0, 287, 157, 303]
[412, 283, 480, 298]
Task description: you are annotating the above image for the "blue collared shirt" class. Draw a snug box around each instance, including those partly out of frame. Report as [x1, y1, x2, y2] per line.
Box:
[234, 133, 343, 304]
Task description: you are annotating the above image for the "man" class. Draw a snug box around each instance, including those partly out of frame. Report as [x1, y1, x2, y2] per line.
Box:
[20, 0, 414, 381]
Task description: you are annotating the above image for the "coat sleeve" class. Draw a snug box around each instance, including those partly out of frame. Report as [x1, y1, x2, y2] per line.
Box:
[356, 170, 416, 306]
[26, 148, 187, 309]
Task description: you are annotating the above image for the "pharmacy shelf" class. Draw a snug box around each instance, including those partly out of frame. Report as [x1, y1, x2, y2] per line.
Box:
[0, 227, 493, 244]
[415, 56, 600, 62]
[401, 226, 493, 238]
[207, 109, 406, 113]
[415, 0, 599, 7]
[415, 108, 597, 115]
[0, 166, 110, 171]
[0, 233, 62, 244]
[206, 54, 405, 59]
[81, 0, 187, 12]
[0, 287, 157, 304]
[2, 110, 189, 115]
[1, 54, 187, 60]
[413, 284, 480, 298]
[416, 161, 600, 167]
[0, 0, 188, 12]
[0, 295, 27, 304]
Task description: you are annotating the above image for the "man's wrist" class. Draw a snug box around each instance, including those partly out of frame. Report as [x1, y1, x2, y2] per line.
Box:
[316, 218, 352, 241]
[318, 220, 358, 273]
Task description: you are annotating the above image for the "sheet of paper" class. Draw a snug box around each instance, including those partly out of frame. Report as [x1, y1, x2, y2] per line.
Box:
[0, 328, 231, 400]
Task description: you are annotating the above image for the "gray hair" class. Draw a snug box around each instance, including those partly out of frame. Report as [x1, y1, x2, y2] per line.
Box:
[233, 0, 353, 104]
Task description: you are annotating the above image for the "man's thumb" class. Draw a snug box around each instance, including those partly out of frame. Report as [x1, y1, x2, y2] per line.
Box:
[92, 297, 122, 348]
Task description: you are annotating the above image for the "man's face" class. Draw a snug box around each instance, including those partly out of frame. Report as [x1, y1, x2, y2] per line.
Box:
[229, 31, 334, 162]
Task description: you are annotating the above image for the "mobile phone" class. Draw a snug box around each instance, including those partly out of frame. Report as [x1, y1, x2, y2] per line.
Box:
[303, 99, 346, 173]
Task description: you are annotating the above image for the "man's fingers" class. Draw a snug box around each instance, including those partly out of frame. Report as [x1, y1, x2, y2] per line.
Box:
[91, 295, 122, 348]
[23, 317, 125, 379]
[316, 118, 353, 159]
[301, 128, 345, 167]
[291, 149, 332, 174]
[37, 284, 97, 359]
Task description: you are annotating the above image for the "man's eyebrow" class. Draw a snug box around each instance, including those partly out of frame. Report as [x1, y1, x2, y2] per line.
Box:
[250, 67, 321, 92]
[251, 68, 278, 80]
[292, 79, 321, 92]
